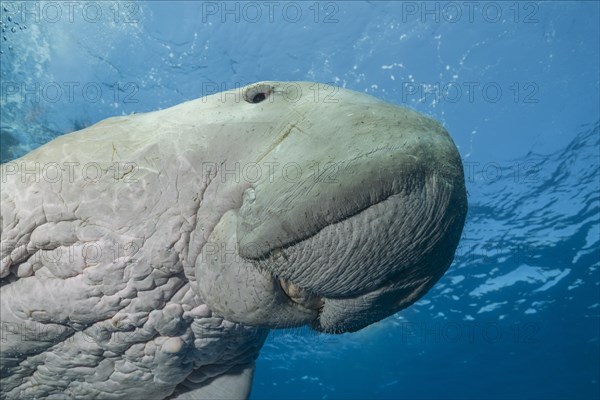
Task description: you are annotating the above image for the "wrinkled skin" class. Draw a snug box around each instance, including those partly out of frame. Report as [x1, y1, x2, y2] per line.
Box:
[0, 82, 467, 399]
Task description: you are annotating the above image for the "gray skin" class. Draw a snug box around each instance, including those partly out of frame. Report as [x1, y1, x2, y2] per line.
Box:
[0, 82, 467, 399]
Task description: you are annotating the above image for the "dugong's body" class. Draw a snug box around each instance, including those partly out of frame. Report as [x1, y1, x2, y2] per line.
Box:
[0, 82, 467, 399]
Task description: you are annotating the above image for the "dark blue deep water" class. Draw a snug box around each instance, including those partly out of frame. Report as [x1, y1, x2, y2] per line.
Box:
[1, 1, 598, 399]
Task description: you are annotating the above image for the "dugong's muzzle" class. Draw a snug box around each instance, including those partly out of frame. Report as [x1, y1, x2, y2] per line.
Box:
[196, 82, 467, 333]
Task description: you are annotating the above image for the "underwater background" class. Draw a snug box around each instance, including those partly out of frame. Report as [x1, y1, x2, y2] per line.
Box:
[0, 1, 598, 399]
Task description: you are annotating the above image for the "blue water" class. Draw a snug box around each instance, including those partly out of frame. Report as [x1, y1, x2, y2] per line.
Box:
[1, 1, 598, 399]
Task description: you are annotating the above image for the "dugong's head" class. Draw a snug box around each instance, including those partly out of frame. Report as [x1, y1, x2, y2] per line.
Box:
[196, 81, 467, 333]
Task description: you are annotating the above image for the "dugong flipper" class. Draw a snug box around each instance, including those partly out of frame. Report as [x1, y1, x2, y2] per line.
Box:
[0, 82, 467, 399]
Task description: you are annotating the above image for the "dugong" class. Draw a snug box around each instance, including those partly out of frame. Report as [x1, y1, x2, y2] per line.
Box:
[0, 82, 467, 399]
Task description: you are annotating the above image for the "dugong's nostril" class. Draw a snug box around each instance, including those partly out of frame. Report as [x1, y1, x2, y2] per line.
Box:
[251, 92, 266, 103]
[243, 83, 273, 104]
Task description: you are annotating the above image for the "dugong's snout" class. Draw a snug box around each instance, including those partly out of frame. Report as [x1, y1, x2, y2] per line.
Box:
[196, 82, 467, 333]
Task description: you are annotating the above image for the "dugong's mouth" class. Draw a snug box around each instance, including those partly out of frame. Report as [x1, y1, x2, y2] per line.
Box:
[243, 180, 454, 333]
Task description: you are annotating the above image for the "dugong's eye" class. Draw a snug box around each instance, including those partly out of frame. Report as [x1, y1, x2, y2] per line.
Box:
[243, 84, 273, 104]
